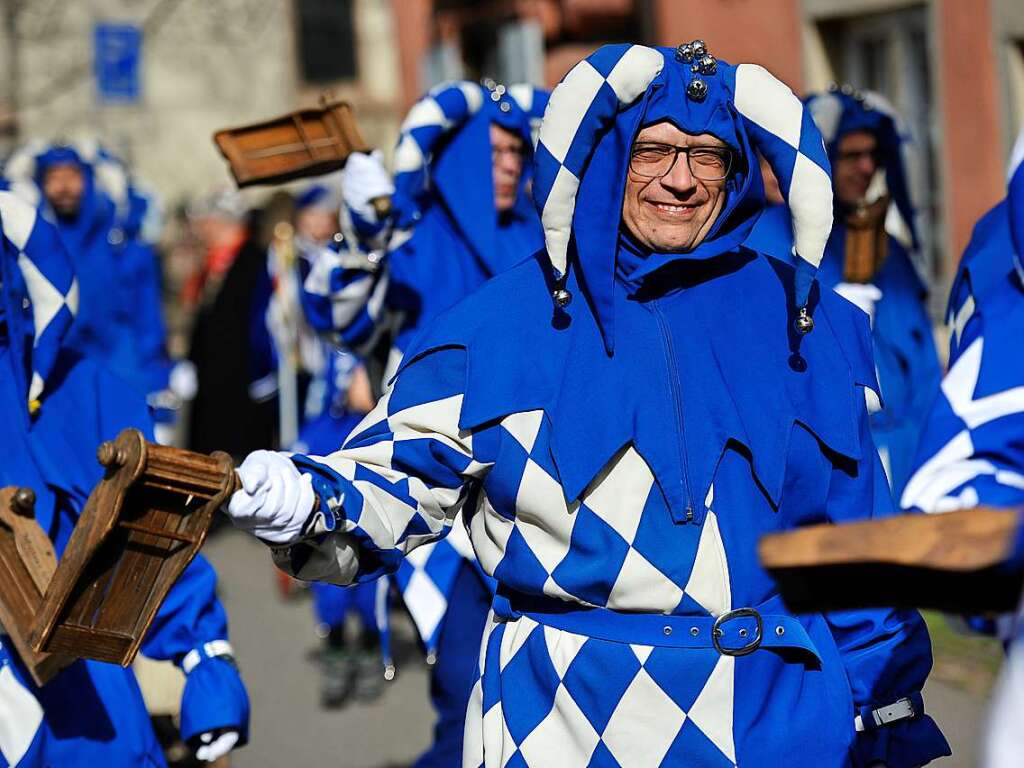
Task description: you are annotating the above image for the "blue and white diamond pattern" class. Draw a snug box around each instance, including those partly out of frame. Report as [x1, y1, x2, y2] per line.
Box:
[300, 242, 389, 343]
[310, 379, 488, 646]
[902, 336, 1024, 513]
[465, 612, 737, 768]
[733, 63, 832, 286]
[295, 335, 737, 668]
[470, 407, 733, 616]
[308, 389, 737, 621]
[0, 191, 78, 402]
[395, 539, 459, 648]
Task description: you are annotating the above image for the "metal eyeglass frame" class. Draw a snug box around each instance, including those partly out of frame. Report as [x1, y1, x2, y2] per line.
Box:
[629, 143, 733, 181]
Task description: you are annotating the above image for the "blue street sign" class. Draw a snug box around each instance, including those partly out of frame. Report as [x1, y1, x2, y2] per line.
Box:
[94, 24, 141, 103]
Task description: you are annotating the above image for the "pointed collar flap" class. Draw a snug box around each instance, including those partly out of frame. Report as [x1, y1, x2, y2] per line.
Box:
[396, 253, 876, 513]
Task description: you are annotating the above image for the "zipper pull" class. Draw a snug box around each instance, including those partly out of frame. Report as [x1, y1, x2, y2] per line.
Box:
[685, 504, 694, 523]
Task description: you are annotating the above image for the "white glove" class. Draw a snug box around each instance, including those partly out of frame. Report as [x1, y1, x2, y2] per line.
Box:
[169, 360, 198, 401]
[195, 730, 240, 762]
[225, 451, 316, 544]
[340, 150, 394, 223]
[834, 282, 883, 327]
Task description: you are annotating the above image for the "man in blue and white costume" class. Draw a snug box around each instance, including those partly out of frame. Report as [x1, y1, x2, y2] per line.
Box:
[2, 140, 174, 407]
[229, 43, 949, 766]
[300, 81, 549, 766]
[899, 126, 1024, 634]
[890, 129, 1024, 767]
[901, 129, 1024, 515]
[302, 79, 547, 378]
[0, 191, 249, 766]
[747, 88, 941, 499]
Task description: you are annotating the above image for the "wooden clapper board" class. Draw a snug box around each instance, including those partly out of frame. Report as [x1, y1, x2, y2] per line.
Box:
[0, 429, 236, 685]
[759, 507, 1024, 615]
[214, 100, 370, 188]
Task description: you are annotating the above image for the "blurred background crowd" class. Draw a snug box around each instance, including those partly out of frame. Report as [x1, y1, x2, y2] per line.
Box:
[3, 0, 1024, 326]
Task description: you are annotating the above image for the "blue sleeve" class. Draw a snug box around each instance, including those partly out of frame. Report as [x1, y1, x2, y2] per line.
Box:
[273, 346, 487, 584]
[150, 557, 250, 744]
[123, 241, 173, 393]
[824, 394, 950, 767]
[140, 554, 229, 664]
[901, 278, 1024, 513]
[248, 254, 277, 385]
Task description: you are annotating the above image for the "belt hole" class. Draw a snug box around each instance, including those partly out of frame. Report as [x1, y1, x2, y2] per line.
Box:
[775, 626, 785, 636]
[689, 627, 699, 637]
[713, 628, 723, 638]
[663, 626, 672, 636]
[738, 628, 748, 638]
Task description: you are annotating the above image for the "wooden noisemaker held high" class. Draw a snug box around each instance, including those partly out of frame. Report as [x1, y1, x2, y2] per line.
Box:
[212, 97, 391, 219]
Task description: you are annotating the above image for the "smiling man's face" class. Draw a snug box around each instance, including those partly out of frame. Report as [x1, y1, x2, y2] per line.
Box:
[621, 121, 731, 252]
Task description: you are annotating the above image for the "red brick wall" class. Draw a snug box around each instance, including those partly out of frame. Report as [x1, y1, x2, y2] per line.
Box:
[935, 0, 1005, 268]
[651, 0, 804, 93]
[391, 0, 433, 111]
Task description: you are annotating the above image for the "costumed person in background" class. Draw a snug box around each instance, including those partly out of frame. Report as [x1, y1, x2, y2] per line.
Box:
[272, 183, 386, 707]
[295, 343, 384, 709]
[902, 129, 1024, 513]
[264, 184, 342, 451]
[185, 189, 276, 459]
[746, 86, 941, 498]
[0, 191, 249, 767]
[898, 130, 1024, 767]
[299, 81, 548, 766]
[293, 344, 384, 708]
[120, 176, 199, 445]
[226, 43, 948, 767]
[2, 140, 178, 414]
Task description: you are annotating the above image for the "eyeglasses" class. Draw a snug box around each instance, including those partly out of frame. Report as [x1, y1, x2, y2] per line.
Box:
[835, 147, 880, 166]
[492, 146, 525, 164]
[629, 143, 733, 181]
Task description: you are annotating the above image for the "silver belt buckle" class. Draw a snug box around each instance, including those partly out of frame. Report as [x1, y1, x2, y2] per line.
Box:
[712, 607, 763, 656]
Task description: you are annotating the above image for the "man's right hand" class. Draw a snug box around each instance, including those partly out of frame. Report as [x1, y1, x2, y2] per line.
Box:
[225, 451, 316, 544]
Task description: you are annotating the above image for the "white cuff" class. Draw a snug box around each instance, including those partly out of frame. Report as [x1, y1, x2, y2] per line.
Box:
[182, 639, 235, 674]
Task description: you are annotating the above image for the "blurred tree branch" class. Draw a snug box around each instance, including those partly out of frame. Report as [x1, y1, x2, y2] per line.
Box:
[16, 0, 188, 109]
[14, 0, 285, 111]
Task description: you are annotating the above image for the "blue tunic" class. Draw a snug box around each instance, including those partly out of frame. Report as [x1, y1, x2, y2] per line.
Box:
[281, 252, 945, 766]
[747, 205, 941, 497]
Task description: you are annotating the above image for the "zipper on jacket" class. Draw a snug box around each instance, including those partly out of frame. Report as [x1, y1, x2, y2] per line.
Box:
[651, 299, 696, 524]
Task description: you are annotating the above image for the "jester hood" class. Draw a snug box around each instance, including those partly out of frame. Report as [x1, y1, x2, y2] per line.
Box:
[391, 80, 548, 274]
[807, 88, 919, 248]
[532, 43, 833, 352]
